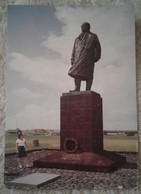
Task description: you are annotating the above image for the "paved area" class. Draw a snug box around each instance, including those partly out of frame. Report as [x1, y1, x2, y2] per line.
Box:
[4, 150, 138, 191]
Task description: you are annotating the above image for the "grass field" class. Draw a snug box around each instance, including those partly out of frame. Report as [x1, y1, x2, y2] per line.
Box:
[5, 133, 138, 154]
[5, 134, 60, 154]
[103, 134, 138, 152]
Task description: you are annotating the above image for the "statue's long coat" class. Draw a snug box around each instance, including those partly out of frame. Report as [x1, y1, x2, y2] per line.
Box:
[68, 32, 101, 80]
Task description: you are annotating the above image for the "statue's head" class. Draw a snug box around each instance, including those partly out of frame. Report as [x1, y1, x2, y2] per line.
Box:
[81, 22, 90, 32]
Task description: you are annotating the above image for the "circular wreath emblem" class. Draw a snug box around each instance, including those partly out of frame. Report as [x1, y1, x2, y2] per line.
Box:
[64, 138, 78, 153]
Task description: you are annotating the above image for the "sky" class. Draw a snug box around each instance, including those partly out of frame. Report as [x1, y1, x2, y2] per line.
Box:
[6, 4, 137, 131]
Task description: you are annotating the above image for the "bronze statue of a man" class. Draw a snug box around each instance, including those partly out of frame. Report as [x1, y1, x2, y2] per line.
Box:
[68, 22, 101, 91]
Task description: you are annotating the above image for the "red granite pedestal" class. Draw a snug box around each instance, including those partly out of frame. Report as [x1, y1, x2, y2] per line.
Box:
[33, 91, 126, 172]
[60, 91, 103, 152]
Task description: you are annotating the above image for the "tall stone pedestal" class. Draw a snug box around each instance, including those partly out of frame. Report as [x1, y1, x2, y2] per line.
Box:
[60, 91, 103, 152]
[33, 91, 126, 172]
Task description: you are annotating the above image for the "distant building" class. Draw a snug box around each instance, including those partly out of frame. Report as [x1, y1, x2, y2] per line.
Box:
[103, 130, 137, 136]
[6, 128, 21, 135]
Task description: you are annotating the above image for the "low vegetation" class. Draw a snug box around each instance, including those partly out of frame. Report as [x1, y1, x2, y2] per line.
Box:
[5, 133, 138, 154]
[104, 133, 138, 152]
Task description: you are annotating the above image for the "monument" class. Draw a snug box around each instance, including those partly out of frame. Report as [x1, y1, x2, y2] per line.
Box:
[33, 22, 126, 172]
[61, 22, 103, 153]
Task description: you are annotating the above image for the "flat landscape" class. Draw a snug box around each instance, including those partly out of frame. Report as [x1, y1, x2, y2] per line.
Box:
[5, 133, 138, 153]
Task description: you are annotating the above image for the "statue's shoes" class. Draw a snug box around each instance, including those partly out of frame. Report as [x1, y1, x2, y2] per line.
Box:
[69, 89, 80, 92]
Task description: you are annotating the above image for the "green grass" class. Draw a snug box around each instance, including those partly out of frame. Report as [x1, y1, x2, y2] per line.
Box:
[5, 133, 138, 154]
[5, 134, 60, 154]
[104, 134, 138, 152]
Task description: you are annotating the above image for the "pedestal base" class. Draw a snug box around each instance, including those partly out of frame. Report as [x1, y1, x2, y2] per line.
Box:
[33, 150, 126, 172]
[33, 91, 126, 172]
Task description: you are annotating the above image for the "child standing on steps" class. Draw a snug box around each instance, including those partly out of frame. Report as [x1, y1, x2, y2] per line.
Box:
[16, 133, 29, 168]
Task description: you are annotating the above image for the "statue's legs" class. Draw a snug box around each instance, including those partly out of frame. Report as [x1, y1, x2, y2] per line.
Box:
[74, 78, 81, 91]
[70, 78, 81, 92]
[86, 79, 93, 91]
[70, 79, 93, 92]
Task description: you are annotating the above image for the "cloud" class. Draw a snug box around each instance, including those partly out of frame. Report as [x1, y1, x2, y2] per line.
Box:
[11, 87, 44, 99]
[41, 6, 102, 61]
[6, 103, 60, 130]
[8, 52, 72, 90]
[7, 5, 137, 131]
